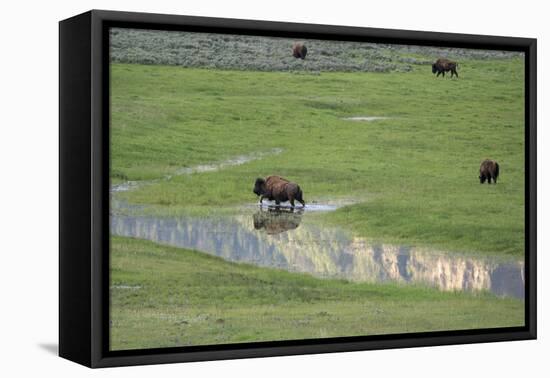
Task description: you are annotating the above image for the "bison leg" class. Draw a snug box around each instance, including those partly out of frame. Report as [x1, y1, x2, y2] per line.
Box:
[493, 176, 497, 184]
[259, 195, 266, 204]
[288, 193, 296, 208]
[487, 177, 492, 184]
[452, 69, 458, 78]
[436, 71, 441, 77]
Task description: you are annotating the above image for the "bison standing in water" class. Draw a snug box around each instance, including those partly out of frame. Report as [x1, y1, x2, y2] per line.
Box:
[479, 159, 500, 184]
[253, 175, 305, 208]
[432, 58, 459, 78]
[292, 42, 308, 59]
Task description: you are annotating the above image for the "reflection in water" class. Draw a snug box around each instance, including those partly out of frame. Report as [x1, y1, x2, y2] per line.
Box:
[110, 208, 524, 299]
[253, 208, 303, 235]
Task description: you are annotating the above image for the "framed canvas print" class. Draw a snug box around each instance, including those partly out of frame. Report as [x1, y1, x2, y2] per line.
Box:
[59, 10, 536, 368]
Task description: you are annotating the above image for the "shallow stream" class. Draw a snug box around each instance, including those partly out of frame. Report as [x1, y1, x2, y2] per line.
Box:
[111, 199, 524, 299]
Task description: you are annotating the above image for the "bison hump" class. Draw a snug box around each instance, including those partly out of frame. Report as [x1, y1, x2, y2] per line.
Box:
[266, 175, 290, 184]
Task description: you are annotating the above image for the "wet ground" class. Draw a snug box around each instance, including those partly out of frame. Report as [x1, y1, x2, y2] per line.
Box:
[175, 148, 282, 176]
[111, 199, 524, 299]
[110, 150, 524, 299]
[342, 116, 391, 121]
[111, 148, 283, 193]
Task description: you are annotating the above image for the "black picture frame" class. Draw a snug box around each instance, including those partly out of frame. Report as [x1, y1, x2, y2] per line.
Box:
[59, 9, 537, 368]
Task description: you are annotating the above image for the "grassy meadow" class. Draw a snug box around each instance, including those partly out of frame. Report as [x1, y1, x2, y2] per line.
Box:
[112, 59, 525, 255]
[110, 236, 524, 350]
[109, 30, 526, 350]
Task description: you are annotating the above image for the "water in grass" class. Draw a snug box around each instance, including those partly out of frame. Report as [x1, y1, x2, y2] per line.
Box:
[110, 199, 524, 299]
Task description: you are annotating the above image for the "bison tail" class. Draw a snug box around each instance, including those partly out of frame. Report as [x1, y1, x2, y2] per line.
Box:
[296, 186, 305, 204]
[296, 186, 303, 200]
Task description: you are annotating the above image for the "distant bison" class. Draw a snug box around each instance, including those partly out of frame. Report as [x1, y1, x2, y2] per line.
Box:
[479, 159, 500, 184]
[253, 175, 305, 208]
[432, 58, 459, 78]
[292, 42, 308, 59]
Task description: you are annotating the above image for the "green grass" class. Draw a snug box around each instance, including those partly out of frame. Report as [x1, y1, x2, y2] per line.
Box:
[111, 58, 525, 256]
[110, 236, 524, 350]
[110, 27, 520, 73]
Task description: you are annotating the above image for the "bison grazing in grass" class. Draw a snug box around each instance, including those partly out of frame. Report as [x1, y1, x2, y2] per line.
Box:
[432, 58, 459, 78]
[253, 175, 305, 208]
[479, 159, 500, 184]
[292, 42, 308, 59]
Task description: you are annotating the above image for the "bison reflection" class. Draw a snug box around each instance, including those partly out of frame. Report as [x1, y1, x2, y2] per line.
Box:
[253, 208, 303, 235]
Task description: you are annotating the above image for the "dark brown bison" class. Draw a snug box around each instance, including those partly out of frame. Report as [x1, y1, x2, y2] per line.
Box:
[432, 58, 458, 78]
[292, 42, 308, 59]
[253, 175, 305, 208]
[479, 159, 500, 184]
[253, 208, 303, 235]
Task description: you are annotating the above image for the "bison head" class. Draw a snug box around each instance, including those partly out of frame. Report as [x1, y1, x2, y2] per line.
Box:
[432, 63, 437, 74]
[253, 178, 266, 196]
